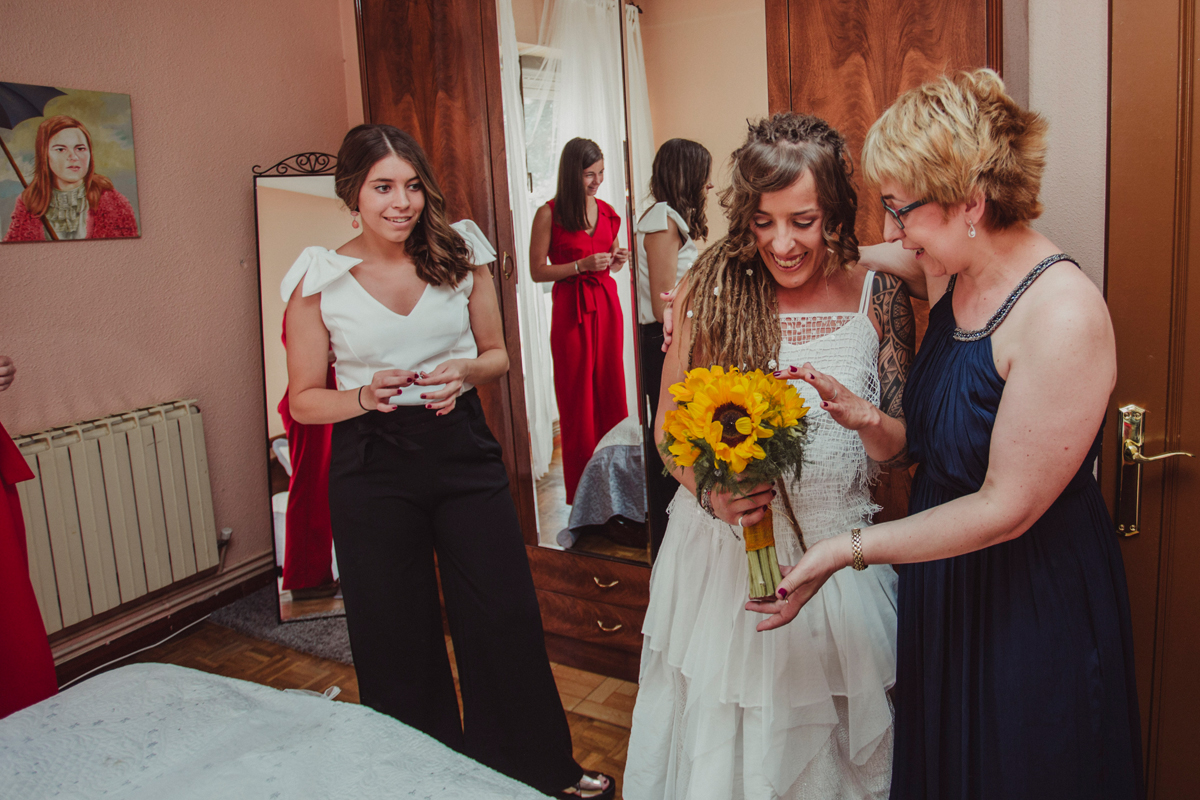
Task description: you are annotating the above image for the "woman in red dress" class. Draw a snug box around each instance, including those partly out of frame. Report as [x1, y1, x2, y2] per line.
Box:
[529, 138, 630, 503]
[0, 355, 58, 718]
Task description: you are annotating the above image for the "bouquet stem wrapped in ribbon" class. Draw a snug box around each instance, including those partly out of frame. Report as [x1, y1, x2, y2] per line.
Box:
[660, 366, 809, 600]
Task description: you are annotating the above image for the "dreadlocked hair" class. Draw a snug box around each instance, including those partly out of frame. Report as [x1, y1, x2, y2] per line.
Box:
[685, 113, 860, 372]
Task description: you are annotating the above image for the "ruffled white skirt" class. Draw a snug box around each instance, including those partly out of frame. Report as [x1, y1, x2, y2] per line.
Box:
[624, 487, 898, 800]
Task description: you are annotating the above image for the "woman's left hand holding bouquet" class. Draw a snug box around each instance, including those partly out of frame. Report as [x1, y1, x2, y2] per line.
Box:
[708, 480, 775, 529]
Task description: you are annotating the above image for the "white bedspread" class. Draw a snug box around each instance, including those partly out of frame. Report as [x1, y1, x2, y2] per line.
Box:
[0, 663, 551, 799]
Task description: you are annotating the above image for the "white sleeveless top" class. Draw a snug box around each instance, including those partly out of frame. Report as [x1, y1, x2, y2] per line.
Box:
[279, 219, 496, 406]
[636, 202, 698, 325]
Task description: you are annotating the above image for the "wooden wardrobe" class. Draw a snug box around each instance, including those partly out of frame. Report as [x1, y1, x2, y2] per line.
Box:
[354, 0, 999, 682]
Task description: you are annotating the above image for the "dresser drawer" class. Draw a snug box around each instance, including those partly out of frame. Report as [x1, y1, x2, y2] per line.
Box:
[535, 590, 646, 653]
[527, 546, 650, 609]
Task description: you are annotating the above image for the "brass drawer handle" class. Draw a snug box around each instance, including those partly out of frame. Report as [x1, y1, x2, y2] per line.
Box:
[593, 576, 619, 589]
[596, 621, 623, 633]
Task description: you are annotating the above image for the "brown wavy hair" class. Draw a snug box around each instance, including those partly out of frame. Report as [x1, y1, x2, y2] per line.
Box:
[21, 116, 114, 218]
[648, 138, 711, 240]
[862, 69, 1047, 230]
[334, 124, 471, 287]
[685, 113, 860, 371]
[553, 137, 604, 231]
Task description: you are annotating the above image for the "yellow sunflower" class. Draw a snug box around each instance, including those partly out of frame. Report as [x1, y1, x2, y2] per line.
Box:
[664, 367, 797, 473]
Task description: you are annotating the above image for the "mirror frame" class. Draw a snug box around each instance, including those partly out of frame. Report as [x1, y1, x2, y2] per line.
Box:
[251, 152, 345, 624]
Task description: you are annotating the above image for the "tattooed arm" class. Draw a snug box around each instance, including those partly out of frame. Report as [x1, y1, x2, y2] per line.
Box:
[869, 271, 916, 467]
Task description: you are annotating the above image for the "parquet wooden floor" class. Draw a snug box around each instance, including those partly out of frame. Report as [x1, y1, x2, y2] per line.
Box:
[120, 620, 638, 798]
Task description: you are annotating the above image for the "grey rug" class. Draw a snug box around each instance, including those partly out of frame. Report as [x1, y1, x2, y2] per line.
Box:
[209, 586, 355, 665]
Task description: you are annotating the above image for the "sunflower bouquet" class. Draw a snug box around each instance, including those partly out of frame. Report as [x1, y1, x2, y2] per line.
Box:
[660, 366, 809, 600]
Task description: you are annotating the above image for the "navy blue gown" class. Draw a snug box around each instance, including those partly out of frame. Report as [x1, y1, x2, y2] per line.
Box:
[891, 257, 1144, 800]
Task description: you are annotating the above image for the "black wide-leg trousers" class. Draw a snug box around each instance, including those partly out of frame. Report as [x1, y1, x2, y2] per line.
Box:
[328, 391, 581, 794]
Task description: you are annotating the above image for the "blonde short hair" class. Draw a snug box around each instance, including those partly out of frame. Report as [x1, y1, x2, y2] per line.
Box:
[862, 69, 1047, 230]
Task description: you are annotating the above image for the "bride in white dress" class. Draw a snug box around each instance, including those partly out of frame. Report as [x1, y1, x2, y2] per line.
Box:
[623, 113, 915, 800]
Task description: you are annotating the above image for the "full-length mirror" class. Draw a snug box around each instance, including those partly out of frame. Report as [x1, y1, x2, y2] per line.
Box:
[254, 154, 352, 622]
[500, 0, 768, 565]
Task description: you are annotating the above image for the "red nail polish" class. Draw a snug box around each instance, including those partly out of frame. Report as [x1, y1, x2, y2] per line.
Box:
[822, 401, 829, 408]
[777, 587, 788, 599]
[425, 404, 432, 409]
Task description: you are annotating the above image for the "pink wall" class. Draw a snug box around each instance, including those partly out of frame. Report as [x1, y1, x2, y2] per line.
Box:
[1, 0, 358, 573]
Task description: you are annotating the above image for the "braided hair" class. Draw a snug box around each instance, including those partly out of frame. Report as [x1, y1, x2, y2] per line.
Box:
[685, 113, 860, 371]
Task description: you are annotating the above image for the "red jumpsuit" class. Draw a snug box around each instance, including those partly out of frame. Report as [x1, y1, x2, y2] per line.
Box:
[547, 198, 628, 504]
[277, 318, 337, 590]
[0, 420, 57, 718]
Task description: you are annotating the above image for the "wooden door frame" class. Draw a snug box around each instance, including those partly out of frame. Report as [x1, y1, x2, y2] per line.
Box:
[1106, 0, 1198, 793]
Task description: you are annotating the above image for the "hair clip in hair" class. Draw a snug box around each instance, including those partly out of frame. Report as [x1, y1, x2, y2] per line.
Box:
[746, 268, 754, 276]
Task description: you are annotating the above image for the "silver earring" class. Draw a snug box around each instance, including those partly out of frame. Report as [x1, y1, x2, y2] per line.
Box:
[967, 221, 976, 238]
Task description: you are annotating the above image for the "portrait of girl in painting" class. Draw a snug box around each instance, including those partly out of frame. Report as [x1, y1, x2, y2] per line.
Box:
[3, 115, 139, 242]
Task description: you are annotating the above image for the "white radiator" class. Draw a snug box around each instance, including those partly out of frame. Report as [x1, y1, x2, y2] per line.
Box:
[13, 400, 219, 634]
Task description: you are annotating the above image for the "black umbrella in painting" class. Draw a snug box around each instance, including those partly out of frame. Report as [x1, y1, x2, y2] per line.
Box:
[0, 81, 66, 240]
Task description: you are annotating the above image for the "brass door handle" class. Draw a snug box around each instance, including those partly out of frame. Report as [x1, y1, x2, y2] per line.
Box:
[502, 251, 514, 280]
[1123, 441, 1194, 464]
[593, 577, 619, 589]
[1116, 404, 1193, 536]
[596, 621, 623, 633]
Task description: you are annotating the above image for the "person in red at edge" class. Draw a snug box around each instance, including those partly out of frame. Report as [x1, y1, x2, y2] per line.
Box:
[277, 315, 338, 596]
[4, 115, 139, 242]
[529, 138, 630, 504]
[0, 355, 58, 718]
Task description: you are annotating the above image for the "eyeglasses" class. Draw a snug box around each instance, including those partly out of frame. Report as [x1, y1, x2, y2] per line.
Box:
[881, 196, 930, 230]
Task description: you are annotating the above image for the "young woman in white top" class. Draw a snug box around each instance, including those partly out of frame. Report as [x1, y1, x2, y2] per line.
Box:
[283, 124, 613, 800]
[635, 138, 711, 538]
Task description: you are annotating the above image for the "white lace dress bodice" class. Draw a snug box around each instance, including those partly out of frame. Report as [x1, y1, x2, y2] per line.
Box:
[776, 308, 882, 547]
[625, 272, 898, 800]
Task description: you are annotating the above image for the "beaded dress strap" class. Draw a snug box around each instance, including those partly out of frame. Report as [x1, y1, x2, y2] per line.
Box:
[947, 253, 1078, 342]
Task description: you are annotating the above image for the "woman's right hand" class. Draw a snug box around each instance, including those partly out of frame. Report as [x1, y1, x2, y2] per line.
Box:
[708, 482, 775, 528]
[579, 253, 613, 272]
[366, 369, 418, 411]
[0, 356, 14, 392]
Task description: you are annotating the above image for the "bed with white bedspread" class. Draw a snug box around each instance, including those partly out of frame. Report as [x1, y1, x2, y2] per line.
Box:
[0, 663, 551, 799]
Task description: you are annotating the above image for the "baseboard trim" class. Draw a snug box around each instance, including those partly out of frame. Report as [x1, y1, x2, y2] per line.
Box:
[53, 551, 276, 685]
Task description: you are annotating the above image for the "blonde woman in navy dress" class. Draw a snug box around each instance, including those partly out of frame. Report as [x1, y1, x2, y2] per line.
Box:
[283, 124, 613, 800]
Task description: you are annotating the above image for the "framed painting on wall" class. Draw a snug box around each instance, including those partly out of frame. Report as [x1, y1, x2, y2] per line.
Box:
[0, 82, 141, 243]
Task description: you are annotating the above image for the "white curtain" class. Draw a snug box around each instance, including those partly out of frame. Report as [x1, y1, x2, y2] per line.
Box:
[497, 0, 556, 479]
[527, 0, 639, 418]
[624, 4, 655, 218]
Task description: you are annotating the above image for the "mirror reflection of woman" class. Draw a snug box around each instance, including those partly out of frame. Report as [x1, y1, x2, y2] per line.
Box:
[3, 115, 138, 242]
[636, 138, 712, 538]
[530, 138, 630, 504]
[283, 125, 613, 799]
[625, 114, 915, 799]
